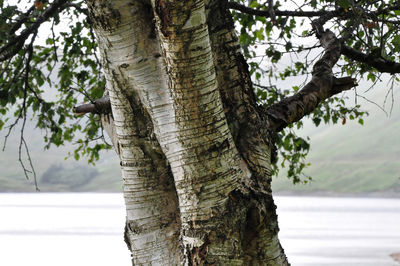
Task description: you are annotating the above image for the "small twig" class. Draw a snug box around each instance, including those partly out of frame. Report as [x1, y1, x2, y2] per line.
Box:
[51, 19, 58, 62]
[0, 58, 12, 78]
[16, 29, 39, 190]
[383, 76, 396, 115]
[364, 72, 382, 93]
[10, 6, 36, 35]
[99, 121, 112, 147]
[2, 118, 21, 151]
[356, 94, 388, 116]
[68, 86, 95, 103]
[22, 136, 39, 191]
[268, 0, 277, 24]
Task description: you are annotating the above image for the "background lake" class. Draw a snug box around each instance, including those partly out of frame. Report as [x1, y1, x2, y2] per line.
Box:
[0, 193, 399, 266]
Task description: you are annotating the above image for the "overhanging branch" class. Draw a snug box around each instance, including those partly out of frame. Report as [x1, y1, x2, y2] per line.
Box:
[227, 1, 334, 18]
[264, 30, 357, 132]
[0, 0, 71, 61]
[341, 45, 400, 74]
[227, 1, 399, 20]
[227, 1, 400, 74]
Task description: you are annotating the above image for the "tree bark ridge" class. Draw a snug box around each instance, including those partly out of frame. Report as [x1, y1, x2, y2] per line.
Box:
[86, 0, 182, 264]
[151, 0, 252, 263]
[206, 1, 289, 264]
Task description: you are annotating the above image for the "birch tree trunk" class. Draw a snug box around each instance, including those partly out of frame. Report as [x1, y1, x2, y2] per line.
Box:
[86, 0, 289, 264]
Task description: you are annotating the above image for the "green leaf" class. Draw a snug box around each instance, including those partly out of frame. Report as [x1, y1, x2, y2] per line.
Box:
[337, 0, 351, 9]
[392, 35, 400, 50]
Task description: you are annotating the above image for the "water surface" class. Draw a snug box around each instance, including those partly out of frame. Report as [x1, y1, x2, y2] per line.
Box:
[1, 193, 399, 265]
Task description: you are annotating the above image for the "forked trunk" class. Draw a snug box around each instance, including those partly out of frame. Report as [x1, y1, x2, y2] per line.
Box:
[87, 0, 289, 264]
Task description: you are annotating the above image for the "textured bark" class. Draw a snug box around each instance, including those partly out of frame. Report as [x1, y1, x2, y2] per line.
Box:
[205, 1, 288, 264]
[87, 0, 182, 264]
[87, 0, 288, 265]
[150, 0, 252, 263]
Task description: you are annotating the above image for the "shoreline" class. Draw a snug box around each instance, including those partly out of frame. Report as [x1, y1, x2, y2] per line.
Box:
[0, 190, 399, 199]
[273, 190, 400, 199]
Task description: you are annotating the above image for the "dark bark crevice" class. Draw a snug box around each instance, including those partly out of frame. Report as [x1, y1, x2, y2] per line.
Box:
[205, 1, 289, 264]
[227, 189, 288, 265]
[86, 0, 121, 31]
[207, 0, 276, 189]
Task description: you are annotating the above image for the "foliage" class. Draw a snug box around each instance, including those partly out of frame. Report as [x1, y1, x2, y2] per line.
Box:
[231, 0, 399, 182]
[0, 1, 109, 187]
[0, 0, 399, 185]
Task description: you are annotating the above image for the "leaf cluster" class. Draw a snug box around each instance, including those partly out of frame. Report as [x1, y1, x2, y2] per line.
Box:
[231, 0, 399, 183]
[0, 1, 109, 184]
[1, 0, 399, 185]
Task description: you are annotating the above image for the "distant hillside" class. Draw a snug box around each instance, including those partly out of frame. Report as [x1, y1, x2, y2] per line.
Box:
[0, 85, 399, 194]
[272, 87, 400, 195]
[0, 65, 124, 193]
[0, 121, 122, 192]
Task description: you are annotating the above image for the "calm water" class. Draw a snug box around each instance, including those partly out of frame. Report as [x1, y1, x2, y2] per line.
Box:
[0, 193, 399, 266]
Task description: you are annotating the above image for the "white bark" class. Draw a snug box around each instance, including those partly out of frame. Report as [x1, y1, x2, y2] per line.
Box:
[87, 0, 288, 264]
[87, 0, 181, 264]
[151, 0, 243, 220]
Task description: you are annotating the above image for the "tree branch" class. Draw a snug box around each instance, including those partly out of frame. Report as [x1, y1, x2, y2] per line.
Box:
[265, 30, 357, 132]
[227, 1, 335, 17]
[0, 0, 70, 61]
[10, 6, 36, 35]
[341, 45, 400, 74]
[73, 94, 111, 115]
[227, 1, 400, 24]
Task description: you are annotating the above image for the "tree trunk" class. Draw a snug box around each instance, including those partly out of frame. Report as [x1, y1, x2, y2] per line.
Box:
[86, 0, 289, 264]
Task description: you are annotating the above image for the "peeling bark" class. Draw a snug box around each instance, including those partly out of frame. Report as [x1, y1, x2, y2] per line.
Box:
[87, 0, 290, 264]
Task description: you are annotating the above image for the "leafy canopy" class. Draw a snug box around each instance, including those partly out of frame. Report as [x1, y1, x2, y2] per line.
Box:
[1, 0, 399, 186]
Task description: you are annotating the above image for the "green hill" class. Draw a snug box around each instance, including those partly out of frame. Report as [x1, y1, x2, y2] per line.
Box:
[272, 88, 400, 195]
[0, 121, 122, 192]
